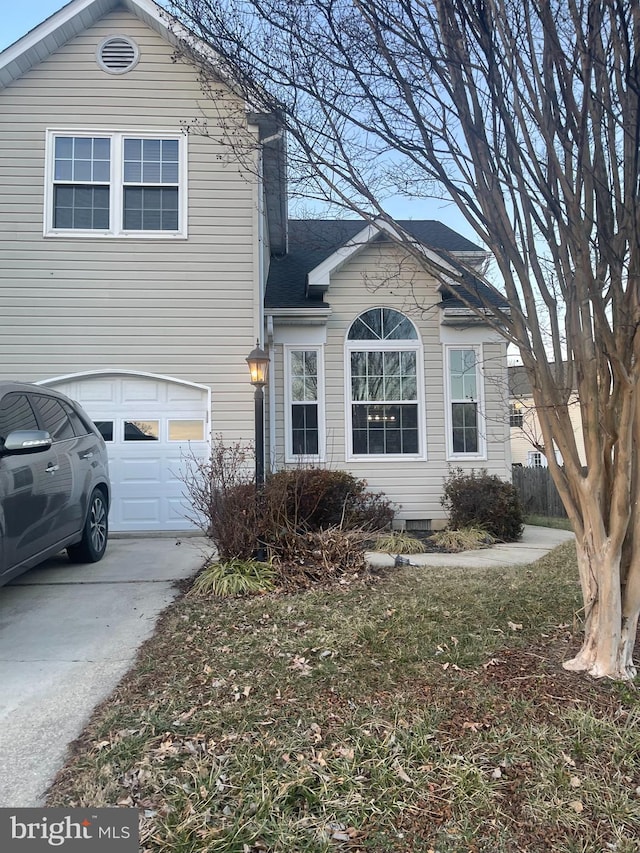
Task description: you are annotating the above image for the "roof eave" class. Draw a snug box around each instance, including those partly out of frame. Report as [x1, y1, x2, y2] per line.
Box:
[266, 306, 331, 326]
[440, 305, 510, 326]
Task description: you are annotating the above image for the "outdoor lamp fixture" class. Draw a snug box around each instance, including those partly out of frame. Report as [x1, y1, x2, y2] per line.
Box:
[247, 341, 269, 561]
[246, 340, 269, 486]
[246, 341, 270, 390]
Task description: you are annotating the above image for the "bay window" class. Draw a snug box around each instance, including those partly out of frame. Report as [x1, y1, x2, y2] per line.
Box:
[446, 346, 485, 458]
[286, 347, 324, 461]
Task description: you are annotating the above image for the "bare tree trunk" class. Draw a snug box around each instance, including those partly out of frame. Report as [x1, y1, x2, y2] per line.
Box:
[565, 534, 638, 680]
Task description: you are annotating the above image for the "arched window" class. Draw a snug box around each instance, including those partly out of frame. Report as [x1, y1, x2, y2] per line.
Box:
[346, 308, 423, 457]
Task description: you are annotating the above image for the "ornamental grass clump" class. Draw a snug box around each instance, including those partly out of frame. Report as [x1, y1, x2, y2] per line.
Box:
[431, 525, 497, 552]
[373, 530, 427, 554]
[190, 558, 275, 597]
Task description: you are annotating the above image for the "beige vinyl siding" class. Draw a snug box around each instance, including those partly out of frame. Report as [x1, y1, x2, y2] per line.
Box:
[0, 10, 260, 443]
[273, 240, 511, 524]
[511, 394, 585, 466]
[482, 343, 512, 466]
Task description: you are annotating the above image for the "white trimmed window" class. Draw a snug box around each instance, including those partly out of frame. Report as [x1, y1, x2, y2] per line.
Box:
[346, 308, 424, 458]
[509, 402, 524, 428]
[285, 347, 324, 461]
[445, 346, 486, 458]
[45, 131, 187, 237]
[528, 450, 546, 467]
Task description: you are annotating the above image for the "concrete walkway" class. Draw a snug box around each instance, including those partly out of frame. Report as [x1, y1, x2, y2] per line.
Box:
[367, 524, 574, 569]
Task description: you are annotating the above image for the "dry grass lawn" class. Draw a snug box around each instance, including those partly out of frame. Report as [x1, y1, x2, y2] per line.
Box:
[47, 541, 639, 852]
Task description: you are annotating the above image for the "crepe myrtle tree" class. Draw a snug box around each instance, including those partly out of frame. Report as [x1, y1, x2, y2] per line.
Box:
[166, 0, 640, 679]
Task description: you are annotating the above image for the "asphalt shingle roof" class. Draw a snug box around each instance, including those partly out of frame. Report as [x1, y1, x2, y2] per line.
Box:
[265, 219, 506, 311]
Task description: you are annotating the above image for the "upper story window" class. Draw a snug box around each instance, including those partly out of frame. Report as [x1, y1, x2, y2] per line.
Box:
[346, 308, 424, 459]
[285, 347, 324, 462]
[445, 345, 486, 458]
[45, 131, 186, 238]
[509, 403, 524, 428]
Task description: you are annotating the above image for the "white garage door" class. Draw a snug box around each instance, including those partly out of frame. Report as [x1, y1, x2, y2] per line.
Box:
[43, 372, 210, 532]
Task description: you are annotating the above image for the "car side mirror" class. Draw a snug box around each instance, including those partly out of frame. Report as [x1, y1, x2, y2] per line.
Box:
[1, 430, 53, 454]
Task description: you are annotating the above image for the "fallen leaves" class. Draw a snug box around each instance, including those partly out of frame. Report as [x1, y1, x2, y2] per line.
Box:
[393, 760, 413, 784]
[289, 654, 313, 676]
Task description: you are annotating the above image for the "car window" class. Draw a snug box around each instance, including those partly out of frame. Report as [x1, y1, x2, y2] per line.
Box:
[61, 401, 91, 436]
[31, 394, 75, 442]
[0, 393, 40, 444]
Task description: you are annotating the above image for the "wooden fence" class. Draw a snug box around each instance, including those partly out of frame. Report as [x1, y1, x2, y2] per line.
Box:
[512, 467, 567, 518]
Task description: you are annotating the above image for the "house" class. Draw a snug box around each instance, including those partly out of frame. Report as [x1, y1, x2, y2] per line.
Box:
[509, 364, 586, 467]
[0, 0, 512, 533]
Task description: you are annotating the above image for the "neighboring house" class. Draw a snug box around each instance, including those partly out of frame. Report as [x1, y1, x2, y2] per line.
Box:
[509, 365, 586, 467]
[0, 0, 512, 533]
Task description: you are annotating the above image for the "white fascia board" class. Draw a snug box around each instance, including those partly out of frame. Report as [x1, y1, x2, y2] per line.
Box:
[306, 217, 459, 296]
[441, 306, 511, 317]
[266, 307, 331, 326]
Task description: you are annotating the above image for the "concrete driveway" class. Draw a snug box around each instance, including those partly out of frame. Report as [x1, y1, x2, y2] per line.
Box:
[0, 535, 209, 807]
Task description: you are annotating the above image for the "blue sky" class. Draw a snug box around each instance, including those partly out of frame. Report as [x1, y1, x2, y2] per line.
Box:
[1, 1, 65, 51]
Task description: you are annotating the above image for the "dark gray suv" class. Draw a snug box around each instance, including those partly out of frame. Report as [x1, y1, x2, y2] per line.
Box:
[0, 382, 110, 585]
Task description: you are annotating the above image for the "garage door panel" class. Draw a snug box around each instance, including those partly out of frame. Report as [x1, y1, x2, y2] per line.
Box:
[77, 381, 118, 405]
[46, 374, 209, 532]
[120, 498, 162, 524]
[120, 458, 163, 484]
[168, 386, 209, 404]
[122, 380, 164, 403]
[167, 497, 194, 524]
[166, 450, 207, 483]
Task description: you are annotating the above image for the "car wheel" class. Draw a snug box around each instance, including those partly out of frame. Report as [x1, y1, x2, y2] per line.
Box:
[67, 488, 108, 564]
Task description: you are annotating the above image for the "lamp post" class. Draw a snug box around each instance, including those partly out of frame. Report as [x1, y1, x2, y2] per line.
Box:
[246, 341, 270, 560]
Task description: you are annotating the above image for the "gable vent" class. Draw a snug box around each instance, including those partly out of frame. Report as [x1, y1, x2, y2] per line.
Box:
[97, 37, 139, 74]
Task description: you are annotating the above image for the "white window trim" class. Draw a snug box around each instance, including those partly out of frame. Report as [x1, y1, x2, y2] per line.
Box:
[284, 345, 325, 463]
[44, 129, 188, 239]
[444, 344, 487, 461]
[345, 326, 426, 463]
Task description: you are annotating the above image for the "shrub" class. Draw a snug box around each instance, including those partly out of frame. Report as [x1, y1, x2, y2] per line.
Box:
[272, 526, 369, 589]
[181, 444, 394, 584]
[190, 559, 275, 597]
[180, 438, 258, 561]
[441, 468, 524, 542]
[264, 468, 394, 532]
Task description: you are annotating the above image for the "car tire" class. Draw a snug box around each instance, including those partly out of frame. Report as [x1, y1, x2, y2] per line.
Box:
[67, 488, 108, 564]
